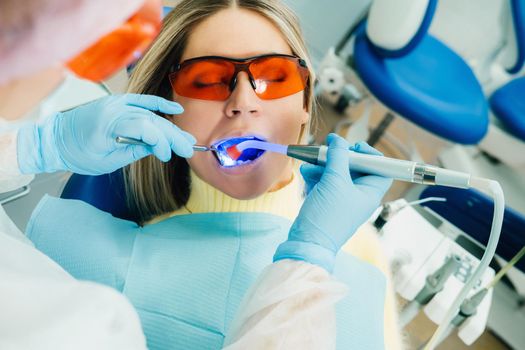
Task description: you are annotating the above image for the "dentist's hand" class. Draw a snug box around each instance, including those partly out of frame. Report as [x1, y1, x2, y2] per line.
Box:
[274, 134, 393, 272]
[17, 94, 196, 175]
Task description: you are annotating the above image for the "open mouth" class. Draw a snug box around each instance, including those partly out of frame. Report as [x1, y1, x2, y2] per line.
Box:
[212, 136, 267, 167]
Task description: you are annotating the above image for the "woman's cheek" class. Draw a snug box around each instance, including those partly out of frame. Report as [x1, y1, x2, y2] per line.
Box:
[268, 94, 308, 143]
[273, 111, 307, 144]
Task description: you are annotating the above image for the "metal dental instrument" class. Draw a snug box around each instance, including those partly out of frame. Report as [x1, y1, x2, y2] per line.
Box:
[115, 136, 211, 152]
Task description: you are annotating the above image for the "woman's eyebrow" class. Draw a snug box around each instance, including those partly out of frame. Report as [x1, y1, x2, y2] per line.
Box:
[183, 51, 291, 61]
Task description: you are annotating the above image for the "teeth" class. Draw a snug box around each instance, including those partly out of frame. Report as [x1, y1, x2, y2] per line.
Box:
[235, 159, 253, 166]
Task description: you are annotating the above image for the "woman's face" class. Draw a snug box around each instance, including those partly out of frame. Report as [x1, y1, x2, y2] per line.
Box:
[169, 7, 309, 199]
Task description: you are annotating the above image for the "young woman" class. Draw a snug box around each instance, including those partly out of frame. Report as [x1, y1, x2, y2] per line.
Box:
[27, 1, 403, 349]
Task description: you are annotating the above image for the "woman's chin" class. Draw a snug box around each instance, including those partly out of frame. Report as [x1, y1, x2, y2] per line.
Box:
[191, 152, 291, 200]
[215, 177, 270, 200]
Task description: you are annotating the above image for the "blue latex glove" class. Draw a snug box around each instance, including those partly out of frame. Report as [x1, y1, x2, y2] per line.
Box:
[17, 94, 195, 175]
[274, 133, 393, 272]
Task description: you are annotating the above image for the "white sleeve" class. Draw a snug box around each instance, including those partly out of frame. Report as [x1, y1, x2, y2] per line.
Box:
[0, 130, 34, 192]
[0, 227, 147, 350]
[0, 130, 24, 175]
[223, 259, 348, 350]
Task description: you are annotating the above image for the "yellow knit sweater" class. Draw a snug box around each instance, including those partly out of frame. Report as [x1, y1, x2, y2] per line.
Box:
[157, 170, 303, 221]
[151, 170, 403, 350]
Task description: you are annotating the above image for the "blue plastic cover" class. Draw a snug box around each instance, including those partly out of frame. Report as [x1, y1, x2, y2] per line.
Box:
[354, 25, 488, 144]
[419, 186, 525, 273]
[27, 196, 387, 350]
[490, 76, 525, 140]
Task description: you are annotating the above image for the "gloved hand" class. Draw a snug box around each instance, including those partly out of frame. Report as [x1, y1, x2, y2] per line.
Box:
[274, 133, 393, 272]
[17, 94, 195, 175]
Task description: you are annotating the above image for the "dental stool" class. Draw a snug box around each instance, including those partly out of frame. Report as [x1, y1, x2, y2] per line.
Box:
[61, 170, 136, 222]
[351, 0, 489, 145]
[419, 185, 525, 274]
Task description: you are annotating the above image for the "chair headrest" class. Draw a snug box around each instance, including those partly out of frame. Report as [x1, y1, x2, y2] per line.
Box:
[366, 0, 437, 57]
[61, 169, 138, 222]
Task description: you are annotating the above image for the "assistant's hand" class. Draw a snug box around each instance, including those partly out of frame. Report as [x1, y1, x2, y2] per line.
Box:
[17, 94, 195, 175]
[273, 133, 393, 272]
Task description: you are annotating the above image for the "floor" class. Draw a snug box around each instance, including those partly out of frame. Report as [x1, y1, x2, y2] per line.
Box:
[403, 311, 511, 350]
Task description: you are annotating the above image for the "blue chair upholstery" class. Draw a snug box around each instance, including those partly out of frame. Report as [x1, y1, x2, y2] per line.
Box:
[419, 186, 525, 273]
[61, 170, 137, 222]
[490, 77, 525, 141]
[488, 1, 525, 141]
[353, 9, 489, 144]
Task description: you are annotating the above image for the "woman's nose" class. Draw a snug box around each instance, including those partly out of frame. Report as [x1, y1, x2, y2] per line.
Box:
[224, 72, 261, 118]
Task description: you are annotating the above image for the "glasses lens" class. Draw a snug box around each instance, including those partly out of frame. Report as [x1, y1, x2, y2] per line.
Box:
[171, 59, 235, 100]
[250, 56, 308, 100]
[67, 0, 162, 82]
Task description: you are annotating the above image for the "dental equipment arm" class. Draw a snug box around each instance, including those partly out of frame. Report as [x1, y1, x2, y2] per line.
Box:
[298, 149, 502, 350]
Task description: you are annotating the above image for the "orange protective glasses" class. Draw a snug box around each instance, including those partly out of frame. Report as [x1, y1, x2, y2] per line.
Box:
[67, 0, 162, 82]
[168, 54, 310, 101]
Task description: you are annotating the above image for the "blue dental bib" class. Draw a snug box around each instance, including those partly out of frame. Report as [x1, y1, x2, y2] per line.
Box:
[27, 196, 386, 349]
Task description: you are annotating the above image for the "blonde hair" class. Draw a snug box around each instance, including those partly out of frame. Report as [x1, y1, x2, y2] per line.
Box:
[125, 0, 316, 225]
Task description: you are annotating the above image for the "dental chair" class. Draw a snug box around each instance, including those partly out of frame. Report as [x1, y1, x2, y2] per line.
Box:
[348, 0, 524, 268]
[351, 0, 489, 145]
